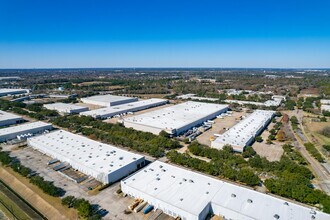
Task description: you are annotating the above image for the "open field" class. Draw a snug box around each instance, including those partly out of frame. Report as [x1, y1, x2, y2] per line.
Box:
[252, 119, 284, 162]
[302, 116, 330, 146]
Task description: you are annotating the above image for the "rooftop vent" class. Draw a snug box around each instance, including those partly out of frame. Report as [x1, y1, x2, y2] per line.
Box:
[273, 214, 280, 219]
[231, 194, 236, 198]
[247, 199, 253, 203]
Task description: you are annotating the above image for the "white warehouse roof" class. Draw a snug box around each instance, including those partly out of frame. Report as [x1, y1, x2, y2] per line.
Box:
[44, 103, 89, 114]
[27, 130, 145, 184]
[320, 100, 330, 105]
[211, 110, 275, 152]
[123, 101, 228, 135]
[81, 94, 138, 107]
[0, 110, 23, 127]
[0, 110, 23, 123]
[0, 88, 30, 96]
[121, 161, 329, 220]
[0, 121, 52, 142]
[80, 98, 168, 119]
[321, 105, 330, 112]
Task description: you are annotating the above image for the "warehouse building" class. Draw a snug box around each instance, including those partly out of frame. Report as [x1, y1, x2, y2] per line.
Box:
[211, 110, 275, 152]
[123, 101, 228, 135]
[27, 130, 145, 184]
[0, 110, 24, 127]
[44, 103, 89, 114]
[0, 121, 52, 142]
[0, 88, 30, 97]
[80, 98, 168, 119]
[121, 161, 329, 220]
[81, 94, 138, 107]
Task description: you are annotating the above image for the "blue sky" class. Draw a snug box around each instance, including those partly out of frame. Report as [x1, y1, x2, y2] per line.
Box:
[0, 0, 329, 68]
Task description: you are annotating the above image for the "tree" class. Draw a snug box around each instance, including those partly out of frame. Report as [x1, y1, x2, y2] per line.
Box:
[237, 168, 260, 186]
[242, 147, 256, 158]
[255, 136, 263, 142]
[159, 130, 170, 138]
[77, 200, 93, 218]
[62, 196, 76, 208]
[276, 130, 286, 142]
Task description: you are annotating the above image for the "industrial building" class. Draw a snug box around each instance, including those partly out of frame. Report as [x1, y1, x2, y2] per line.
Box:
[0, 88, 30, 97]
[0, 121, 52, 142]
[44, 103, 89, 114]
[321, 105, 330, 112]
[81, 94, 138, 107]
[80, 98, 168, 119]
[211, 110, 275, 152]
[123, 101, 228, 135]
[122, 161, 329, 220]
[27, 130, 145, 184]
[0, 110, 24, 127]
[177, 94, 218, 102]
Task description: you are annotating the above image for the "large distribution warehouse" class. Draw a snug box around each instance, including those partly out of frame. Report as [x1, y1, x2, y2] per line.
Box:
[44, 103, 89, 114]
[81, 94, 138, 107]
[123, 101, 228, 135]
[0, 88, 30, 97]
[211, 110, 275, 152]
[121, 161, 329, 220]
[0, 121, 52, 142]
[80, 98, 168, 119]
[0, 110, 24, 127]
[27, 130, 145, 184]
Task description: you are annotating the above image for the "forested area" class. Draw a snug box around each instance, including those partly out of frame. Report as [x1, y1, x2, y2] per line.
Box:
[51, 115, 181, 157]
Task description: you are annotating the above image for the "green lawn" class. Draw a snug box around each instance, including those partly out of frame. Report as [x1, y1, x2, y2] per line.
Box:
[0, 191, 31, 220]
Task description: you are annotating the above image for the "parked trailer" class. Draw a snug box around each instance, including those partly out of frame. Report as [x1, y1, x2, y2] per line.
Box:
[53, 163, 67, 171]
[134, 201, 147, 213]
[47, 159, 59, 165]
[58, 165, 72, 172]
[143, 205, 154, 214]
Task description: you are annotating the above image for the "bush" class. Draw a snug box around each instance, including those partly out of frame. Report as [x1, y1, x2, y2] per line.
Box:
[323, 145, 330, 152]
[319, 126, 330, 138]
[242, 147, 256, 158]
[62, 196, 76, 208]
[255, 136, 263, 142]
[304, 143, 325, 163]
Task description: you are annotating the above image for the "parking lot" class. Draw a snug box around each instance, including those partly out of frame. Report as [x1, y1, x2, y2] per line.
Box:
[2, 143, 173, 220]
[197, 110, 246, 147]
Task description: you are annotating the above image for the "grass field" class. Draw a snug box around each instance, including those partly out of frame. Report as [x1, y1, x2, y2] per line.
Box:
[0, 182, 34, 220]
[0, 166, 77, 220]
